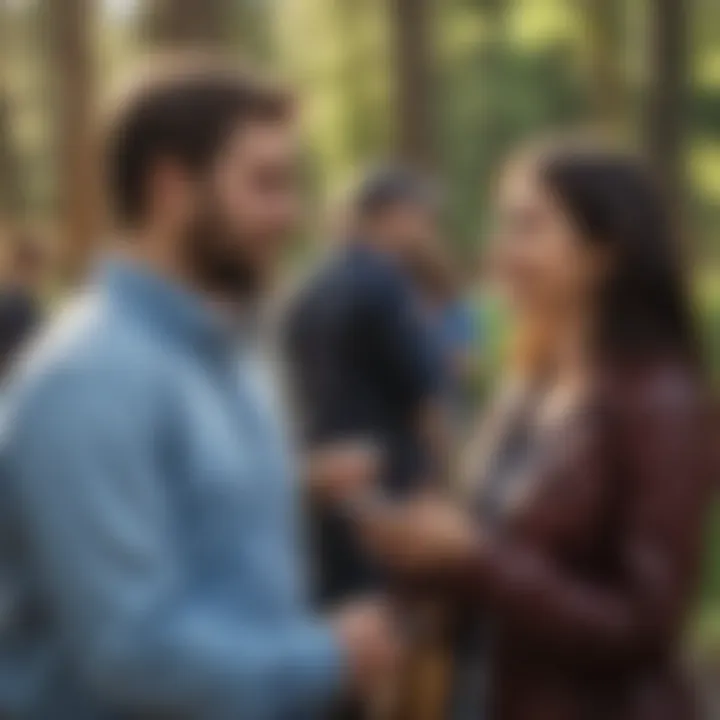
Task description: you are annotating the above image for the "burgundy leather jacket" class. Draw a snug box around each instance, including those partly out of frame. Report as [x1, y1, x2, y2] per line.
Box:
[448, 361, 716, 720]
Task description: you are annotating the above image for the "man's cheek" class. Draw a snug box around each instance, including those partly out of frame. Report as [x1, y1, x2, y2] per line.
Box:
[256, 196, 294, 236]
[280, 196, 301, 232]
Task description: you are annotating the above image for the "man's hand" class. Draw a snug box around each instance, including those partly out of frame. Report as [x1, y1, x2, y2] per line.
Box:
[305, 441, 381, 507]
[330, 599, 402, 697]
[360, 496, 478, 573]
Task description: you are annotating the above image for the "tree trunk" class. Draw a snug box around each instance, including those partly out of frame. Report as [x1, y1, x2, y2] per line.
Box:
[645, 0, 689, 233]
[389, 0, 435, 169]
[585, 0, 624, 129]
[0, 5, 26, 221]
[44, 0, 97, 284]
[144, 0, 273, 58]
[335, 0, 379, 166]
[0, 93, 24, 220]
[144, 0, 235, 47]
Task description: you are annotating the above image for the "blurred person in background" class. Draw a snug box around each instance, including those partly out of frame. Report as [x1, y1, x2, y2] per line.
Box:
[409, 239, 480, 438]
[0, 229, 48, 378]
[0, 58, 401, 719]
[359, 142, 715, 720]
[283, 166, 446, 613]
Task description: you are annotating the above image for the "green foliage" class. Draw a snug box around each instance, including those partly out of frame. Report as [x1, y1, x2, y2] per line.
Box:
[693, 281, 720, 658]
[697, 273, 720, 384]
[695, 502, 720, 664]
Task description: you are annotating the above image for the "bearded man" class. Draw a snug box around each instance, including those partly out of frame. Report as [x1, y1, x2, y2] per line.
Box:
[0, 58, 399, 719]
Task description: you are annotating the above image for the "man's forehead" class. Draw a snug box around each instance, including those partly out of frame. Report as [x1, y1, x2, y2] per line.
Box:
[224, 120, 298, 160]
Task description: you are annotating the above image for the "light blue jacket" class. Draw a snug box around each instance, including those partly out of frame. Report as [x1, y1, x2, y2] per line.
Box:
[0, 260, 343, 719]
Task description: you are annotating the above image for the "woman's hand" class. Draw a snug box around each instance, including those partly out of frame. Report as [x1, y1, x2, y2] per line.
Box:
[360, 495, 479, 574]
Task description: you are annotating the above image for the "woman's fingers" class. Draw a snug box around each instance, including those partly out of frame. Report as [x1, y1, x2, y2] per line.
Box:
[360, 499, 477, 572]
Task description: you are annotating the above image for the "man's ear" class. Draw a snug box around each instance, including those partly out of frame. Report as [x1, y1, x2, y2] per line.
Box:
[151, 158, 197, 229]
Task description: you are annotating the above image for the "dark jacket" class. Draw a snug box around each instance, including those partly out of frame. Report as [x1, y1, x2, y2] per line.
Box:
[0, 288, 41, 377]
[284, 244, 441, 603]
[448, 361, 714, 720]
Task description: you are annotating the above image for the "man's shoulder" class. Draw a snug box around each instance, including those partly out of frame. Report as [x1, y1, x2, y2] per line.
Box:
[283, 252, 355, 322]
[318, 247, 409, 312]
[285, 247, 411, 342]
[5, 289, 159, 410]
[344, 245, 406, 286]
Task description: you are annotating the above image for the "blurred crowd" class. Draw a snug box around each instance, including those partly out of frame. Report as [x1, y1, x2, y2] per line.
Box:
[0, 55, 715, 720]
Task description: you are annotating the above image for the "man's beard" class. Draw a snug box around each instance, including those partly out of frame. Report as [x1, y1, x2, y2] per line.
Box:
[182, 207, 264, 301]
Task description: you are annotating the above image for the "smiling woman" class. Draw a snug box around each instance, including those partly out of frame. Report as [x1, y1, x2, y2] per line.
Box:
[361, 142, 715, 720]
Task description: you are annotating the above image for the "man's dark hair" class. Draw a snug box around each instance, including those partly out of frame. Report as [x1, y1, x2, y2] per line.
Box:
[104, 56, 293, 226]
[354, 165, 439, 220]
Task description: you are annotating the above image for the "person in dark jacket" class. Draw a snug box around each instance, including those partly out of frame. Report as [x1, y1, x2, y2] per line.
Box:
[284, 167, 446, 607]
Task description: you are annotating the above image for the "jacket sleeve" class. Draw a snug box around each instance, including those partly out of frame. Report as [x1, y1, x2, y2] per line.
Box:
[3, 365, 343, 719]
[455, 372, 711, 668]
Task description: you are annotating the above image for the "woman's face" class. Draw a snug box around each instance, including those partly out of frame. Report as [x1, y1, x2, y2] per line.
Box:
[490, 159, 607, 324]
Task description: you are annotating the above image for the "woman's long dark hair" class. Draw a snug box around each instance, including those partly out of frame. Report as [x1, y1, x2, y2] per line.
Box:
[537, 144, 700, 369]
